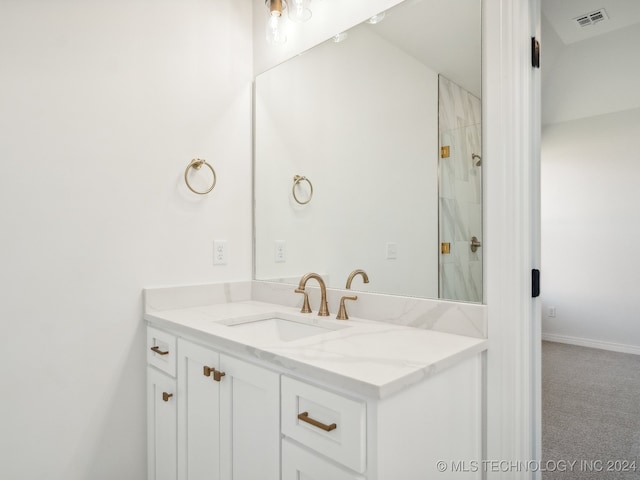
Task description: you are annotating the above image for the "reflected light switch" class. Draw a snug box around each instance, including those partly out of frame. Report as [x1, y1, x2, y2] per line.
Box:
[275, 240, 286, 263]
[386, 242, 397, 260]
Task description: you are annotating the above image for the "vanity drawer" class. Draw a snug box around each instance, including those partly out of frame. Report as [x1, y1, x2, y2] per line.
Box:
[147, 327, 176, 377]
[281, 376, 366, 473]
[282, 439, 365, 480]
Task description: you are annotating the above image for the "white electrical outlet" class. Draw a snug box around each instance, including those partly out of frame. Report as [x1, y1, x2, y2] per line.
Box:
[386, 242, 398, 260]
[548, 306, 556, 318]
[213, 240, 228, 265]
[274, 240, 286, 263]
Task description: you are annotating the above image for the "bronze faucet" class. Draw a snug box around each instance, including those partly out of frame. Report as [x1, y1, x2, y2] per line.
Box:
[336, 295, 357, 320]
[336, 270, 370, 320]
[295, 273, 329, 316]
[346, 269, 369, 289]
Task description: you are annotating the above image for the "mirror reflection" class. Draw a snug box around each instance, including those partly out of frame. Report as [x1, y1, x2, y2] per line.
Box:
[254, 0, 482, 302]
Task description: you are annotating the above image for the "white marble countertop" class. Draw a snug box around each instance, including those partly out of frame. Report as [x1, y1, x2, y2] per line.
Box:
[145, 299, 487, 399]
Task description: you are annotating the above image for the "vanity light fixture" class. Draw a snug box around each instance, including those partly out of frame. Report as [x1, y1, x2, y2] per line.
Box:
[288, 0, 312, 22]
[367, 11, 386, 24]
[266, 0, 314, 44]
[333, 31, 348, 43]
[266, 0, 287, 44]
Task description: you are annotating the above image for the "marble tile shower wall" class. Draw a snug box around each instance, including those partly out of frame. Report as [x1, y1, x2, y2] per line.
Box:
[438, 76, 482, 303]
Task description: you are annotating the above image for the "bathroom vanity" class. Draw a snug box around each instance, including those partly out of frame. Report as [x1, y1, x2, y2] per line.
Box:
[145, 282, 487, 480]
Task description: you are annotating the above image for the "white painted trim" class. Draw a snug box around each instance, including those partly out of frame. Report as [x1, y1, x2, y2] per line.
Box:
[542, 334, 640, 356]
[529, 1, 542, 477]
[483, 0, 540, 477]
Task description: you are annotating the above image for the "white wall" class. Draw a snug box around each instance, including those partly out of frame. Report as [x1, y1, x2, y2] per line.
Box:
[542, 22, 640, 126]
[541, 107, 640, 350]
[541, 15, 640, 352]
[0, 1, 252, 478]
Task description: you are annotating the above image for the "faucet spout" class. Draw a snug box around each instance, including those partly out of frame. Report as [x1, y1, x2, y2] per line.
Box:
[297, 273, 330, 316]
[346, 269, 370, 289]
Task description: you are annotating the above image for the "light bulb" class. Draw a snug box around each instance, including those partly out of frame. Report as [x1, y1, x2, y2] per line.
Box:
[332, 32, 348, 43]
[367, 12, 386, 24]
[289, 0, 312, 22]
[266, 12, 286, 44]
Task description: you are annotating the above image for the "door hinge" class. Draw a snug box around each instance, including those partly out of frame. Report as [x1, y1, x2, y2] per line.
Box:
[532, 37, 540, 68]
[532, 269, 540, 297]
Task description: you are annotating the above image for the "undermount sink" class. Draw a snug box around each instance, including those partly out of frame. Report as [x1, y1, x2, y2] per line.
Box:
[220, 315, 348, 342]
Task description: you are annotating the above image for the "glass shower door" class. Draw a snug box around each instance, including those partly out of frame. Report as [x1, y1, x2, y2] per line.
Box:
[438, 75, 482, 303]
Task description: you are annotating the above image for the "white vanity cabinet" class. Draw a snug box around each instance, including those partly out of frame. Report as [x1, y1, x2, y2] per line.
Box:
[282, 439, 365, 480]
[147, 327, 280, 480]
[147, 325, 280, 480]
[176, 339, 280, 480]
[281, 376, 366, 474]
[281, 354, 482, 480]
[147, 327, 178, 480]
[145, 298, 486, 480]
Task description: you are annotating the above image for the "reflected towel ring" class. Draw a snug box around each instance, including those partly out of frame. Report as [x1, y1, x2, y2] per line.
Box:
[184, 158, 216, 195]
[292, 175, 313, 205]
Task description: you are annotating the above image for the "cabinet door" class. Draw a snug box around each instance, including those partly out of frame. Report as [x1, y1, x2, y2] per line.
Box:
[219, 354, 280, 480]
[177, 340, 221, 480]
[148, 367, 177, 480]
[282, 439, 365, 480]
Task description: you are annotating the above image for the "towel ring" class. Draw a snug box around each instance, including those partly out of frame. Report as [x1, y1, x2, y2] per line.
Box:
[292, 175, 313, 205]
[184, 158, 216, 195]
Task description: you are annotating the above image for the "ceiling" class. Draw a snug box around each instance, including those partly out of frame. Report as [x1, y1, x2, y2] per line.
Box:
[365, 0, 481, 98]
[352, 0, 640, 98]
[542, 0, 640, 44]
[540, 0, 640, 125]
[367, 0, 640, 97]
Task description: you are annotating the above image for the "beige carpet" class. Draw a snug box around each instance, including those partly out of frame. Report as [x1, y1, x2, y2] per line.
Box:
[542, 341, 640, 479]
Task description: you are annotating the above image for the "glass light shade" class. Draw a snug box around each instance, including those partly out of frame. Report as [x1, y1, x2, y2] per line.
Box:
[367, 12, 386, 24]
[332, 32, 348, 43]
[288, 0, 312, 22]
[266, 12, 287, 44]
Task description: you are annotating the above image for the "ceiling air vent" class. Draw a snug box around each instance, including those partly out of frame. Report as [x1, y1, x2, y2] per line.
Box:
[574, 8, 609, 28]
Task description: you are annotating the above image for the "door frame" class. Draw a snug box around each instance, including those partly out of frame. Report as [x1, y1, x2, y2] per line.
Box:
[483, 0, 541, 478]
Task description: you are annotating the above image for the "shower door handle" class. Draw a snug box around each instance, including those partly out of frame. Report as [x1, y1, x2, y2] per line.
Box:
[470, 236, 482, 252]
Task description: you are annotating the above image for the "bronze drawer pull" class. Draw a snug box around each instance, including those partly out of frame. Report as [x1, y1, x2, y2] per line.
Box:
[203, 366, 226, 382]
[297, 412, 337, 432]
[162, 392, 173, 402]
[150, 346, 169, 356]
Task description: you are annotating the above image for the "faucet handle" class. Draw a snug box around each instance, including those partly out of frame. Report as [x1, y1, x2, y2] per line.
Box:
[336, 295, 357, 320]
[294, 288, 312, 313]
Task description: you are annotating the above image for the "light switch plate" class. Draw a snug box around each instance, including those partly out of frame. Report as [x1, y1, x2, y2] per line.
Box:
[386, 242, 397, 260]
[275, 240, 286, 263]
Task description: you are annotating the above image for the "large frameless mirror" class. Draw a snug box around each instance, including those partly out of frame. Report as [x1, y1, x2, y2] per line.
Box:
[254, 0, 482, 302]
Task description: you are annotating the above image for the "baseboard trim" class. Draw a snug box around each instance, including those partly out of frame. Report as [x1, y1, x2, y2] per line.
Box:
[542, 333, 640, 356]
